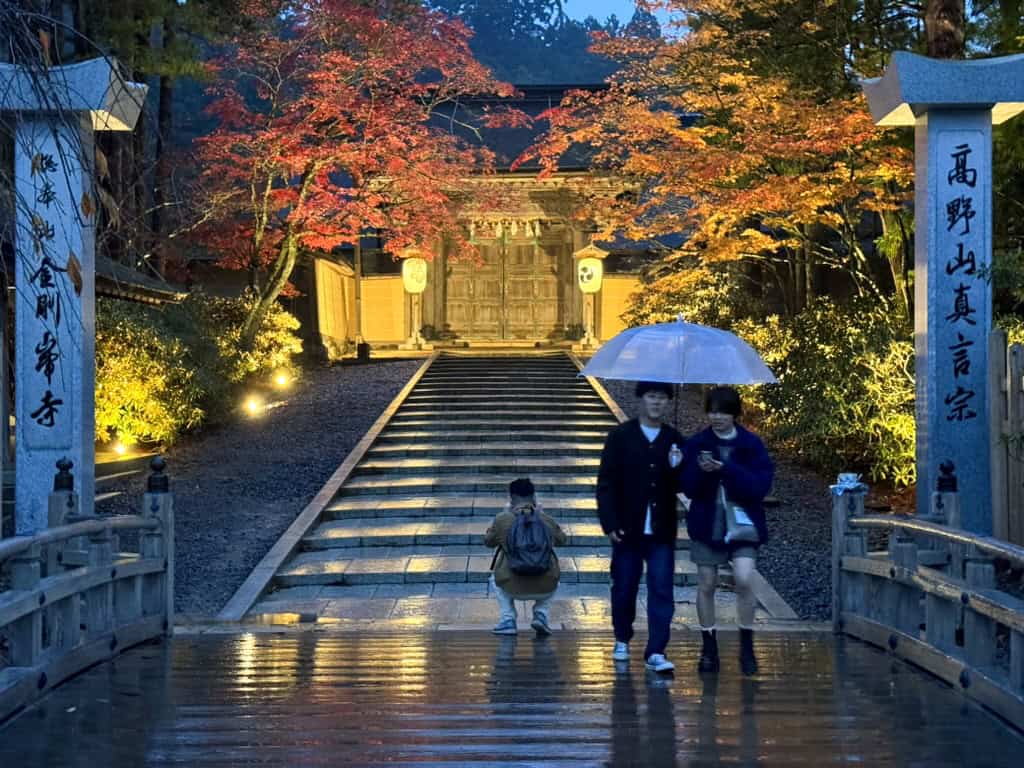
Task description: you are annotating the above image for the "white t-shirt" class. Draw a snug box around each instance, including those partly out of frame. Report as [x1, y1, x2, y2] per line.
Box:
[640, 423, 661, 535]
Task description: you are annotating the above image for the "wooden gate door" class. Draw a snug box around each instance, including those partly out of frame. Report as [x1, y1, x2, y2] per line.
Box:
[446, 240, 563, 340]
[446, 242, 503, 339]
[505, 242, 561, 339]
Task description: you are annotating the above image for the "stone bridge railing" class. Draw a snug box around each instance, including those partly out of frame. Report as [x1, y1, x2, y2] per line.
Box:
[0, 458, 173, 723]
[832, 474, 1024, 729]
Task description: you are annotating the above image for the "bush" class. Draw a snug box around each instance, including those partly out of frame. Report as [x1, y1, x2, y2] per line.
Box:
[95, 291, 303, 446]
[95, 301, 206, 446]
[733, 298, 915, 486]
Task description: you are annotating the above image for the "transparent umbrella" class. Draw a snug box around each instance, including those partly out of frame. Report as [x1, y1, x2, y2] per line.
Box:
[580, 316, 777, 385]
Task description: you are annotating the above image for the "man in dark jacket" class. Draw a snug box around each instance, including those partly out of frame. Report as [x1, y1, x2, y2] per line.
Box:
[597, 381, 685, 673]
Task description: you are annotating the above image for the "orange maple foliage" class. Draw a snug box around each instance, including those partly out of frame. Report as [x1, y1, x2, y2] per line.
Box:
[191, 0, 519, 346]
[518, 0, 914, 315]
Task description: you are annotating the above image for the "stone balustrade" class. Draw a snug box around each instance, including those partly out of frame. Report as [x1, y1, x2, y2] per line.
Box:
[0, 458, 173, 723]
[832, 478, 1024, 729]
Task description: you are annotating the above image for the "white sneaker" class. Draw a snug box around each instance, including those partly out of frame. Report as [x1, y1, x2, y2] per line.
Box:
[612, 641, 629, 661]
[645, 653, 675, 673]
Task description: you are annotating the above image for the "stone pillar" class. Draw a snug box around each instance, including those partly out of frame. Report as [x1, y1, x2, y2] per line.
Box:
[0, 59, 146, 533]
[865, 52, 1024, 534]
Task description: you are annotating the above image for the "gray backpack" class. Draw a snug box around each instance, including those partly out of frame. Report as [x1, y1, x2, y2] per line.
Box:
[504, 505, 554, 576]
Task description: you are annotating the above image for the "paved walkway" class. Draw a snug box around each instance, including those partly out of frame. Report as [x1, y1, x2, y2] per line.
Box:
[1, 630, 1020, 766]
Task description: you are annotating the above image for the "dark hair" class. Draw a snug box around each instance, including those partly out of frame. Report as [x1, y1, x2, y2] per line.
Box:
[635, 381, 674, 399]
[705, 386, 742, 417]
[509, 478, 535, 498]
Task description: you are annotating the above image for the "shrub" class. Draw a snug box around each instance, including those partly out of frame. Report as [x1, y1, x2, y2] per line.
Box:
[95, 300, 205, 446]
[733, 298, 915, 486]
[95, 292, 303, 446]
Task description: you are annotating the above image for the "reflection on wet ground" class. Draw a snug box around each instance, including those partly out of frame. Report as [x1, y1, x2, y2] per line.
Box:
[1, 631, 1021, 766]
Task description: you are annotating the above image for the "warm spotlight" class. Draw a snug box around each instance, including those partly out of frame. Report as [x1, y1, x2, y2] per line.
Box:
[274, 372, 290, 388]
[113, 441, 127, 456]
[243, 395, 264, 416]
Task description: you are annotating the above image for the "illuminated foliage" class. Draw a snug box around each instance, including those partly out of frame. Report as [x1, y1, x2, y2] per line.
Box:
[95, 294, 302, 445]
[192, 0, 520, 348]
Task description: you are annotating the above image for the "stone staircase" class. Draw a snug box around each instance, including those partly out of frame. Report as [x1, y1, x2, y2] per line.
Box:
[250, 353, 707, 621]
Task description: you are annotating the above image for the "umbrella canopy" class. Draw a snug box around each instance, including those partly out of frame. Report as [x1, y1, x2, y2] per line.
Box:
[580, 317, 778, 385]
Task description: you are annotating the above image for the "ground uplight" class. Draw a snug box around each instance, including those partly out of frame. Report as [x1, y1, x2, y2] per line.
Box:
[113, 441, 128, 456]
[243, 395, 264, 416]
[273, 372, 290, 388]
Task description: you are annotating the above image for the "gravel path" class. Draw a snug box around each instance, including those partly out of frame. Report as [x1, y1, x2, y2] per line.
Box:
[601, 381, 833, 621]
[96, 360, 423, 618]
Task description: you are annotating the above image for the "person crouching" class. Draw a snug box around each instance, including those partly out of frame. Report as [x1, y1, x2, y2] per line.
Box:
[485, 478, 568, 637]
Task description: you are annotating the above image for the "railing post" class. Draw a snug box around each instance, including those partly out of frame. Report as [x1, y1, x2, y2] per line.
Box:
[831, 475, 866, 633]
[46, 457, 78, 575]
[888, 527, 920, 635]
[142, 457, 174, 636]
[8, 544, 42, 667]
[84, 526, 114, 639]
[964, 556, 997, 669]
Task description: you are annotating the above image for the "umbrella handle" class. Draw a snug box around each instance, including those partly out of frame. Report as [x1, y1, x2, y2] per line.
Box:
[674, 383, 680, 431]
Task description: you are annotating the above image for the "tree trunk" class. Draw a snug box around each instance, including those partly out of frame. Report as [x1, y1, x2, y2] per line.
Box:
[151, 20, 174, 277]
[926, 0, 966, 58]
[881, 210, 913, 321]
[239, 233, 298, 349]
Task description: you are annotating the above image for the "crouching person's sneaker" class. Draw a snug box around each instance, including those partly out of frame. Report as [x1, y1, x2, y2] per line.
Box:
[645, 653, 675, 673]
[531, 616, 552, 637]
[492, 619, 518, 635]
[612, 641, 630, 662]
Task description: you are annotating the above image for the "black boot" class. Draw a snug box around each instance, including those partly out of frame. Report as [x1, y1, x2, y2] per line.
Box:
[739, 628, 758, 676]
[698, 629, 719, 673]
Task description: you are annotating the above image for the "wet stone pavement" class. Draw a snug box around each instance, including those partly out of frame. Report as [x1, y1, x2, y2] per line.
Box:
[1, 631, 1021, 767]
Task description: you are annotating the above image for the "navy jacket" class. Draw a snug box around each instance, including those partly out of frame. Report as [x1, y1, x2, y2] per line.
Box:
[680, 425, 774, 546]
[596, 419, 686, 544]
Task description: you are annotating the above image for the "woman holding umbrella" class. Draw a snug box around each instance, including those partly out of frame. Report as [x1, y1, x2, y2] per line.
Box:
[681, 386, 774, 676]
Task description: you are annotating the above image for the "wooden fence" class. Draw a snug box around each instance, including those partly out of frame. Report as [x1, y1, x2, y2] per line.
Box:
[990, 328, 1024, 546]
[0, 458, 173, 723]
[832, 481, 1024, 729]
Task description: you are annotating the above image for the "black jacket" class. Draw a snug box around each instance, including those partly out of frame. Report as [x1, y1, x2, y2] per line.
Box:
[596, 419, 685, 544]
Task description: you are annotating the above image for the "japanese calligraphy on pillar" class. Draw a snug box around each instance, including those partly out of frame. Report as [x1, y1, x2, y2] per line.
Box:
[19, 129, 78, 450]
[936, 132, 988, 427]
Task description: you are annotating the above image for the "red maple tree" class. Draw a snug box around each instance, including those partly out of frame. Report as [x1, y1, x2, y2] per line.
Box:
[192, 0, 519, 347]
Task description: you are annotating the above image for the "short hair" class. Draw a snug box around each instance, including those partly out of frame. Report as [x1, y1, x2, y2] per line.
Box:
[509, 478, 535, 499]
[635, 381, 674, 399]
[704, 386, 742, 417]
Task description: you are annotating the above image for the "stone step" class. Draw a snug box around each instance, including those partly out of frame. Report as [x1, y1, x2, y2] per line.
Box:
[390, 409, 613, 422]
[417, 375, 585, 383]
[365, 441, 604, 458]
[324, 494, 599, 519]
[304, 517, 625, 549]
[275, 550, 698, 587]
[339, 474, 597, 496]
[373, 429, 611, 444]
[396, 404, 609, 415]
[402, 396, 607, 407]
[386, 418, 617, 431]
[352, 456, 601, 476]
[411, 384, 595, 395]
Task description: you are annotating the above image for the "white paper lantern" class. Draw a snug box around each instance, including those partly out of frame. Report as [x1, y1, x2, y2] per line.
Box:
[402, 257, 428, 294]
[577, 257, 603, 294]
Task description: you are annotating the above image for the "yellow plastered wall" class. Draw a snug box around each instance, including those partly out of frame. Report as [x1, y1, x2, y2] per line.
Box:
[599, 275, 640, 340]
[314, 259, 354, 348]
[361, 276, 406, 342]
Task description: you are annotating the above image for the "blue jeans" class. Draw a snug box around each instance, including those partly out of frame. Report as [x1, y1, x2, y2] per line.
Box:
[610, 536, 675, 659]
